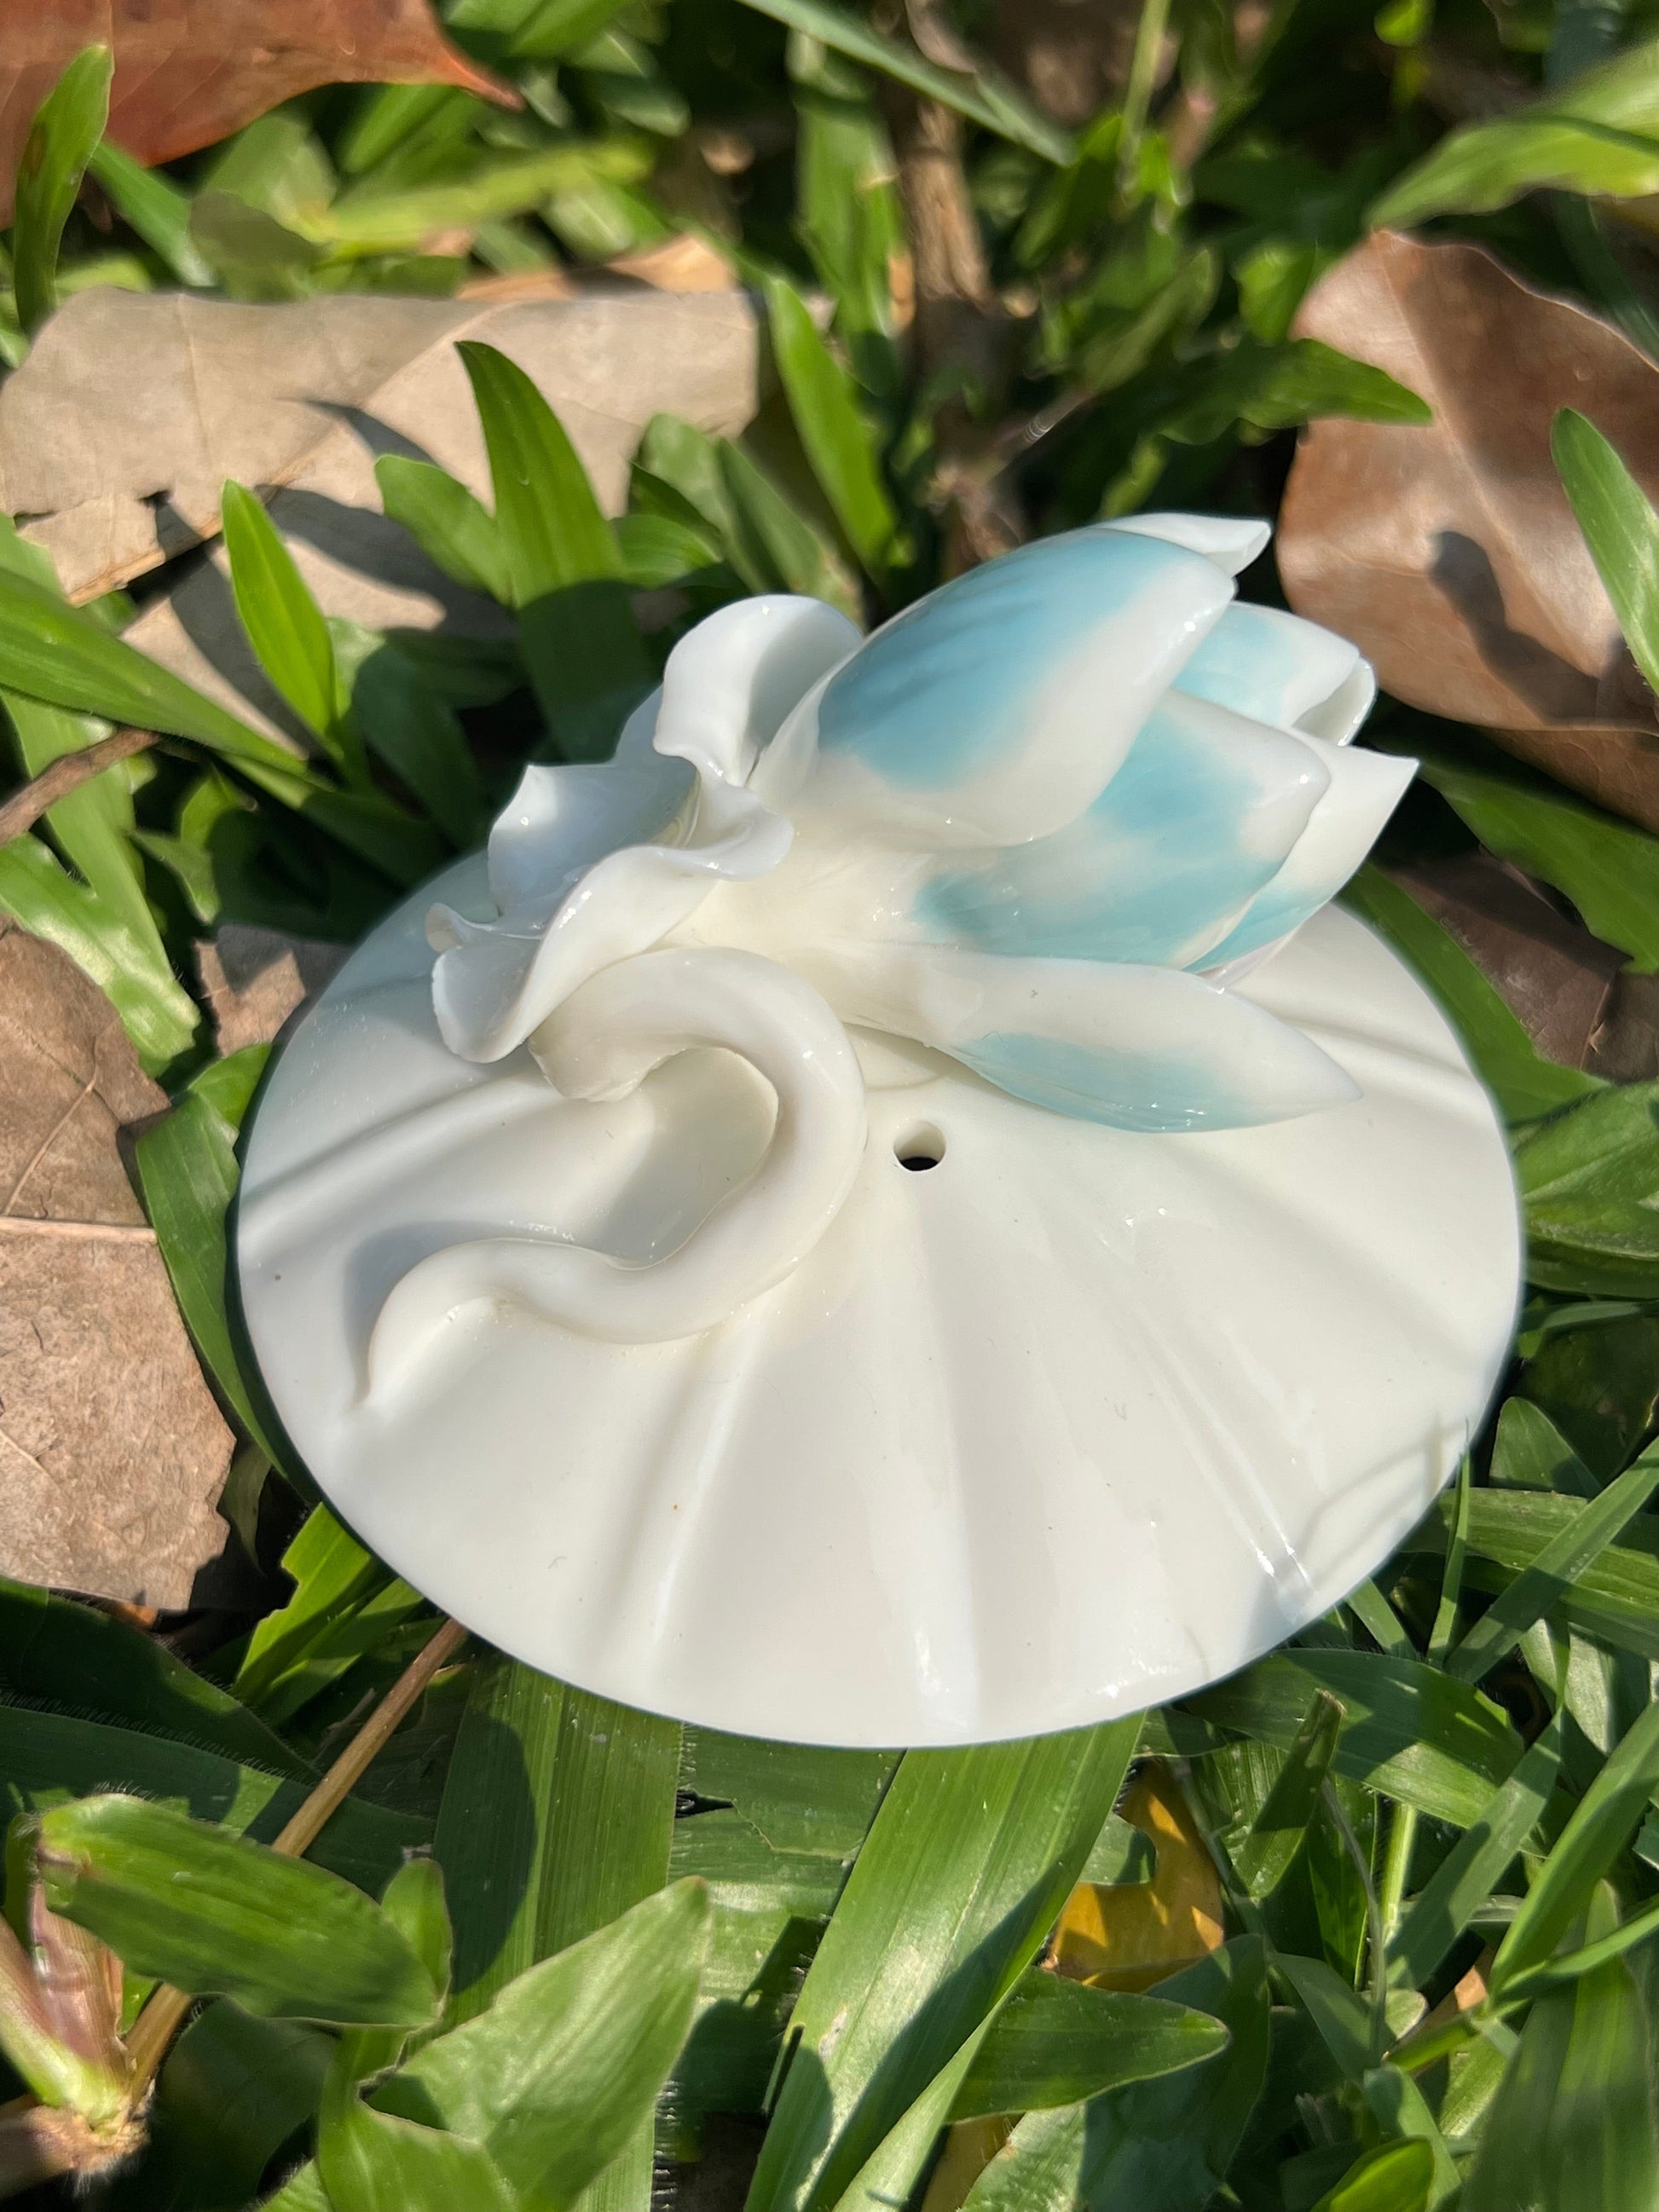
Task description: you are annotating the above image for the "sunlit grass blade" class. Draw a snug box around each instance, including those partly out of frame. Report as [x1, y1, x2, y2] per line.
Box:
[375, 454, 513, 604]
[1447, 1447, 1659, 1684]
[762, 273, 907, 581]
[748, 1717, 1140, 2212]
[34, 1795, 440, 2027]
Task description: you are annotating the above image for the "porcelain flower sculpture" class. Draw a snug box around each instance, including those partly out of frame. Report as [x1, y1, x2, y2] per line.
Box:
[367, 512, 1415, 1377]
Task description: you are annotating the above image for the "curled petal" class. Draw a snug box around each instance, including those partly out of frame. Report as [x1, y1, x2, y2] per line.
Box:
[814, 944, 1361, 1131]
[484, 733, 690, 915]
[431, 779, 793, 1062]
[764, 525, 1235, 846]
[1200, 743, 1419, 974]
[652, 593, 860, 786]
[914, 691, 1329, 970]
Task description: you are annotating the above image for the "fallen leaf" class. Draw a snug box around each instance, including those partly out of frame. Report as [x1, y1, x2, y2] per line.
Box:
[1280, 229, 1659, 835]
[1050, 1766, 1224, 1992]
[0, 0, 513, 226]
[609, 233, 742, 293]
[0, 286, 760, 738]
[115, 287, 760, 737]
[0, 291, 483, 601]
[196, 926, 349, 1054]
[1386, 852, 1659, 1079]
[0, 919, 232, 1608]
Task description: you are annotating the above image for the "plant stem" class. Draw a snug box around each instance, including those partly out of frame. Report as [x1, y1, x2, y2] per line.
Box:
[1379, 1800, 1419, 1943]
[123, 1615, 467, 2090]
[0, 726, 160, 848]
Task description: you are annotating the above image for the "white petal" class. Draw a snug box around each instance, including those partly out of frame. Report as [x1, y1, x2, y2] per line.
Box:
[913, 691, 1328, 969]
[483, 748, 689, 914]
[1298, 661, 1377, 746]
[654, 595, 860, 786]
[431, 782, 793, 1062]
[1109, 512, 1272, 575]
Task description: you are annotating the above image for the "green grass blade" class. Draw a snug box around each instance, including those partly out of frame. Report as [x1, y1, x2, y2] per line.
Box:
[731, 0, 1072, 163]
[35, 1795, 439, 2027]
[1555, 409, 1659, 707]
[375, 1880, 710, 2210]
[432, 1664, 679, 2209]
[135, 1053, 286, 1459]
[0, 563, 310, 771]
[0, 1703, 425, 1892]
[458, 339, 620, 597]
[1489, 1699, 1659, 1999]
[0, 830, 199, 1071]
[762, 273, 905, 581]
[86, 138, 217, 286]
[12, 45, 113, 334]
[960, 1941, 1271, 2212]
[1448, 1448, 1659, 1684]
[1418, 748, 1659, 974]
[375, 454, 514, 604]
[951, 1974, 1229, 2118]
[222, 481, 356, 770]
[748, 1715, 1140, 2212]
[1342, 866, 1600, 1122]
[1514, 1082, 1659, 1297]
[1188, 1650, 1524, 1826]
[1387, 1718, 1563, 1992]
[0, 1575, 308, 1779]
[1232, 1689, 1343, 1900]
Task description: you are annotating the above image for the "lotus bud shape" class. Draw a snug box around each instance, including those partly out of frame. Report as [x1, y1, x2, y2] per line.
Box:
[428, 513, 1413, 1136]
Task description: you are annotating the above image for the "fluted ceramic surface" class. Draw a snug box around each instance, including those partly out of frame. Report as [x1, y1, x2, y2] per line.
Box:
[237, 515, 1520, 1744]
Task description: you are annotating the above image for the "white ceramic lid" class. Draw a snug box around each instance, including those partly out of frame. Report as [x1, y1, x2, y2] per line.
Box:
[236, 519, 1521, 1746]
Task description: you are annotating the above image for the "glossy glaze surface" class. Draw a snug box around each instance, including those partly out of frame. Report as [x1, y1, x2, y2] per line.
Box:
[238, 515, 1521, 1744]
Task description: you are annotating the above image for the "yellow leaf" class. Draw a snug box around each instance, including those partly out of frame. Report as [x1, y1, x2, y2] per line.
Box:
[1050, 1764, 1224, 1990]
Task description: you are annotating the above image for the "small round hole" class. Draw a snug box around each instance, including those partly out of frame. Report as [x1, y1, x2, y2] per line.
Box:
[895, 1123, 945, 1171]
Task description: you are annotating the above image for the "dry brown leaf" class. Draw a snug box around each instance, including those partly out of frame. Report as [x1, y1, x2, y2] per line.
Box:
[1387, 853, 1659, 1081]
[0, 920, 232, 1608]
[0, 0, 512, 226]
[196, 926, 349, 1054]
[110, 287, 760, 736]
[0, 287, 760, 742]
[1280, 229, 1659, 835]
[0, 291, 472, 600]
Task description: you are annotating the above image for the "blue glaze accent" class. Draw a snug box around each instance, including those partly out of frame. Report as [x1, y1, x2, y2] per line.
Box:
[1198, 879, 1324, 969]
[949, 1031, 1265, 1133]
[816, 528, 1207, 788]
[916, 702, 1316, 967]
[1175, 604, 1352, 730]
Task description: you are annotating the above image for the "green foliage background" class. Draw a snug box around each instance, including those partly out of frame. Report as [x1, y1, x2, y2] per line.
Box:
[3, 0, 1659, 2206]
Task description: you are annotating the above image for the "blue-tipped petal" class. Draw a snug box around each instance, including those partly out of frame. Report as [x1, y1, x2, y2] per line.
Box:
[951, 1030, 1339, 1133]
[1199, 743, 1418, 972]
[798, 524, 1234, 846]
[1174, 603, 1361, 733]
[914, 691, 1329, 969]
[815, 945, 1360, 1132]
